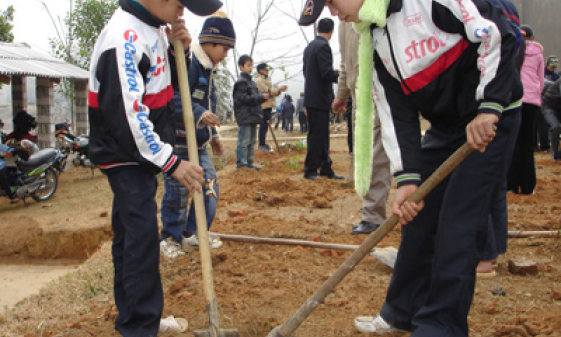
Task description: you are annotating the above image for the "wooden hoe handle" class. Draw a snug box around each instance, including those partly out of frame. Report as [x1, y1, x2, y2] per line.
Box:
[267, 142, 474, 337]
[173, 39, 223, 337]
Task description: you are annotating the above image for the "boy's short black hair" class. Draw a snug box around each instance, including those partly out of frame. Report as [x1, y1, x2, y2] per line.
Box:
[238, 54, 253, 67]
[317, 18, 334, 34]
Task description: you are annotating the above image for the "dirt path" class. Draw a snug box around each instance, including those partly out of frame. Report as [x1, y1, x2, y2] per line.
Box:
[0, 265, 78, 309]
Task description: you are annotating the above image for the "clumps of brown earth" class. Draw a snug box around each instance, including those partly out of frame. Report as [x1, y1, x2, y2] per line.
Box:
[494, 315, 558, 336]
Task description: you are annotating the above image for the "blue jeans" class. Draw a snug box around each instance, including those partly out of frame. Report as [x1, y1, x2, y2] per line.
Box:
[236, 124, 257, 167]
[160, 149, 219, 242]
[259, 108, 272, 146]
[106, 166, 162, 337]
[284, 116, 293, 132]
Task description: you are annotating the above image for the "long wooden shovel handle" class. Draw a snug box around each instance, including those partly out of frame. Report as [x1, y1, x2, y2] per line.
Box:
[213, 233, 361, 251]
[267, 142, 474, 337]
[173, 39, 222, 337]
[507, 230, 560, 238]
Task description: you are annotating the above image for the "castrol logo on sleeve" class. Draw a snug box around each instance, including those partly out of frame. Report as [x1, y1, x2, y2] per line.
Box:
[123, 29, 140, 93]
[124, 29, 138, 42]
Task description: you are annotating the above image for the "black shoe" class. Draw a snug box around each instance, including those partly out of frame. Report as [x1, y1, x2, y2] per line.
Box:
[248, 164, 261, 171]
[257, 145, 269, 152]
[304, 172, 319, 180]
[351, 221, 380, 235]
[321, 173, 344, 180]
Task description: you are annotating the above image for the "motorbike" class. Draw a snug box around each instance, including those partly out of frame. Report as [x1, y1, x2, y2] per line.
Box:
[55, 122, 96, 174]
[0, 143, 63, 205]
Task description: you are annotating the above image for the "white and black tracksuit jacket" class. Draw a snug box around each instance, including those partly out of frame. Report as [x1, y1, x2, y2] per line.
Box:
[372, 0, 523, 187]
[88, 0, 184, 174]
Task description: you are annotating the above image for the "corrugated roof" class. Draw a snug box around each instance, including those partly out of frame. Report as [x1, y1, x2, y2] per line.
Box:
[0, 42, 89, 80]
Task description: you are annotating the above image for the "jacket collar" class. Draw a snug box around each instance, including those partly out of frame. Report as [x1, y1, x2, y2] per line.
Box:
[256, 73, 268, 80]
[240, 72, 253, 81]
[191, 43, 218, 71]
[120, 0, 166, 28]
[368, 0, 402, 30]
[387, 0, 402, 17]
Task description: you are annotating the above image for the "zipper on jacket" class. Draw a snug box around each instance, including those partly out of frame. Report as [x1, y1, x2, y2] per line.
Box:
[385, 26, 414, 95]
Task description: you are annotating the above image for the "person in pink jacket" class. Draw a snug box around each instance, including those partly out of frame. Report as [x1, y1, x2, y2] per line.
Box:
[508, 25, 544, 194]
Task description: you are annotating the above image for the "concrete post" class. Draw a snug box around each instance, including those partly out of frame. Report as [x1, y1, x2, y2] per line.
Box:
[11, 76, 27, 119]
[36, 77, 56, 148]
[74, 79, 89, 135]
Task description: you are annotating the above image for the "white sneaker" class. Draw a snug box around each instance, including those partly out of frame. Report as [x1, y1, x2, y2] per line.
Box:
[159, 315, 188, 334]
[160, 238, 186, 259]
[354, 315, 405, 334]
[182, 234, 224, 250]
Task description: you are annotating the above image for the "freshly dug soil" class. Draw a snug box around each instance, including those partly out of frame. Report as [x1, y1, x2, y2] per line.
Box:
[1, 134, 560, 337]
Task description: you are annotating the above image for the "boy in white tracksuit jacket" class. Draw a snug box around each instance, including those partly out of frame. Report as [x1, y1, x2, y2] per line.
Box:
[299, 0, 522, 335]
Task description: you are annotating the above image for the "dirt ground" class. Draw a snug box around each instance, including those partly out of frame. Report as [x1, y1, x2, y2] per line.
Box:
[1, 127, 561, 337]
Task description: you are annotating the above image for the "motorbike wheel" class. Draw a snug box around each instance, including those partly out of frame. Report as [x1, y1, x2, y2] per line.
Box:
[31, 168, 58, 202]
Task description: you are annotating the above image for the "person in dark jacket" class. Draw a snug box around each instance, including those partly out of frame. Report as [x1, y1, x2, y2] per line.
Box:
[545, 56, 560, 81]
[4, 110, 37, 143]
[301, 0, 522, 335]
[281, 94, 295, 133]
[302, 18, 342, 180]
[233, 54, 269, 169]
[476, 0, 523, 278]
[542, 78, 561, 160]
[296, 92, 308, 133]
[160, 12, 234, 258]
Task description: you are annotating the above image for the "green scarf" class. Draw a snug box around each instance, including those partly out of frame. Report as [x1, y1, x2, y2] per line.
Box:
[352, 0, 390, 196]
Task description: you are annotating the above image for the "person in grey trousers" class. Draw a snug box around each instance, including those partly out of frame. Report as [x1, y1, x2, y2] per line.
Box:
[296, 92, 308, 133]
[332, 21, 391, 235]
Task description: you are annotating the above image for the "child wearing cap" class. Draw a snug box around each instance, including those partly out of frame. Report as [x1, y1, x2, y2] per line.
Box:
[88, 0, 221, 335]
[300, 0, 522, 335]
[233, 55, 269, 169]
[255, 62, 288, 151]
[160, 11, 235, 257]
[545, 55, 559, 81]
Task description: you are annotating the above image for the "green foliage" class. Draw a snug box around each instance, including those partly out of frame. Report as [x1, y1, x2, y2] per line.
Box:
[83, 279, 101, 300]
[0, 5, 14, 89]
[50, 0, 118, 70]
[294, 140, 307, 150]
[50, 0, 117, 116]
[0, 5, 14, 42]
[285, 155, 301, 170]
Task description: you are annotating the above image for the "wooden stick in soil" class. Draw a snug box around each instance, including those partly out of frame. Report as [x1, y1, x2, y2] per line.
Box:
[213, 232, 397, 268]
[265, 142, 475, 337]
[173, 39, 239, 337]
[507, 230, 560, 238]
[268, 122, 282, 153]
